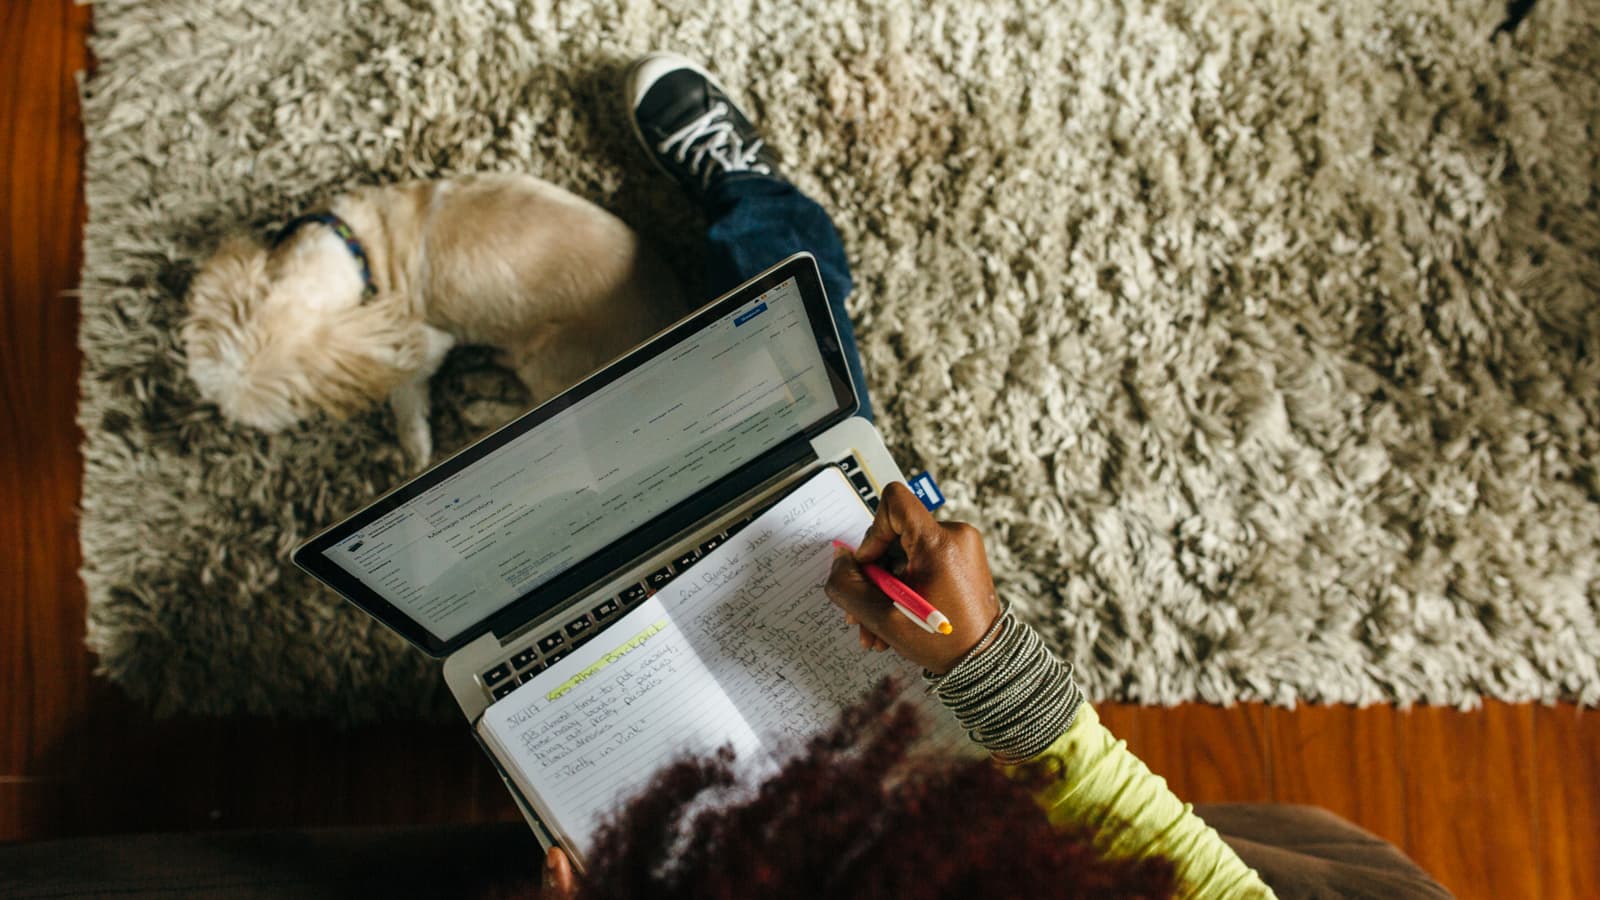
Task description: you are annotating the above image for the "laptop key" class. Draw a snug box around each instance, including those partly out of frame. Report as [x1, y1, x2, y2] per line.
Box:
[839, 454, 861, 473]
[518, 666, 544, 684]
[646, 566, 675, 589]
[674, 548, 702, 570]
[511, 647, 537, 670]
[699, 534, 725, 555]
[482, 663, 512, 687]
[619, 583, 648, 605]
[491, 681, 519, 700]
[565, 616, 594, 639]
[537, 632, 565, 653]
[544, 648, 570, 666]
[592, 597, 622, 620]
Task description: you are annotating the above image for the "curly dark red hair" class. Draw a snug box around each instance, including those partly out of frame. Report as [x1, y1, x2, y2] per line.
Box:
[568, 680, 1175, 900]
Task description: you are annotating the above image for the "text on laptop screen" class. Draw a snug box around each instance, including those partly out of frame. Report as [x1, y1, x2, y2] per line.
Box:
[322, 277, 835, 641]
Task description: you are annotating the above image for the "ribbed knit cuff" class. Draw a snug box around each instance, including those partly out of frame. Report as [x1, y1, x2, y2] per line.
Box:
[923, 605, 1083, 763]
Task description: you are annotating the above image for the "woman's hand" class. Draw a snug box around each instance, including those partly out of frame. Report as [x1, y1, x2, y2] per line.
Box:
[543, 846, 578, 899]
[825, 482, 1001, 674]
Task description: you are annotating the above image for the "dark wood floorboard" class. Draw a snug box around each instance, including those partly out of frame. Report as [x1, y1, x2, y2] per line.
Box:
[1533, 704, 1600, 900]
[1400, 704, 1543, 900]
[1098, 703, 1275, 804]
[1, 0, 92, 786]
[1, 3, 1587, 899]
[1264, 704, 1409, 859]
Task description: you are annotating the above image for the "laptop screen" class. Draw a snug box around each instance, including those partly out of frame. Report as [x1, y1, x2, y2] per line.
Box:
[294, 255, 855, 655]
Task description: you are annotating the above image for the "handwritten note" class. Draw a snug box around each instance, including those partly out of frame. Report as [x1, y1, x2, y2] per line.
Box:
[479, 467, 969, 860]
[480, 596, 761, 853]
[662, 471, 911, 744]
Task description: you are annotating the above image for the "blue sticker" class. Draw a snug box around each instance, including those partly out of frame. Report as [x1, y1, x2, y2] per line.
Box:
[733, 302, 768, 326]
[908, 472, 945, 511]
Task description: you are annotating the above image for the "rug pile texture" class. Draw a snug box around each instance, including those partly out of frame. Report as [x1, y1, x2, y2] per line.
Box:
[80, 0, 1600, 720]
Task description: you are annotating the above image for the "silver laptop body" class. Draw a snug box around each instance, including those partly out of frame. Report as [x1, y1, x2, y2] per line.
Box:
[294, 253, 905, 844]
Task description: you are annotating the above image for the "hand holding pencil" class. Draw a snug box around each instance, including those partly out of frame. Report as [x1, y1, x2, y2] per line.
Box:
[825, 482, 1002, 675]
[831, 540, 954, 636]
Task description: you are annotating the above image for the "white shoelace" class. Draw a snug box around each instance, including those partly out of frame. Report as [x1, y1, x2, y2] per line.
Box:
[657, 102, 771, 188]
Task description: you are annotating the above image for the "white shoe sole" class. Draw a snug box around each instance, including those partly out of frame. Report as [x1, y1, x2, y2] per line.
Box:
[623, 51, 738, 177]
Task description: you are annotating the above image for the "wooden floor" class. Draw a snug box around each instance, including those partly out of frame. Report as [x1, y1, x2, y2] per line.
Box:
[3, 3, 1596, 897]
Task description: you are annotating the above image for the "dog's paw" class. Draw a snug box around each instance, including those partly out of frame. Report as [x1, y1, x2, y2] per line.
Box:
[461, 399, 525, 431]
[398, 419, 434, 471]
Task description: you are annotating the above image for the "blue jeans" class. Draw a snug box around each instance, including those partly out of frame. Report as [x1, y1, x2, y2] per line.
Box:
[701, 177, 873, 421]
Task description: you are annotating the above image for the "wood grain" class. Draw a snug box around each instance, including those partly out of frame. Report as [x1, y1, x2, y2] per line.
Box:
[1533, 704, 1600, 900]
[1098, 702, 1274, 804]
[0, 0, 92, 782]
[1264, 703, 1409, 853]
[1400, 703, 1542, 900]
[2, 4, 1595, 899]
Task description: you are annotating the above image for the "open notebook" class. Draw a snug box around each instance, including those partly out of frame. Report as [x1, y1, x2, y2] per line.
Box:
[477, 466, 970, 863]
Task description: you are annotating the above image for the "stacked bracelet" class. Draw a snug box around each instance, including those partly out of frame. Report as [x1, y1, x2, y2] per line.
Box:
[923, 602, 1084, 763]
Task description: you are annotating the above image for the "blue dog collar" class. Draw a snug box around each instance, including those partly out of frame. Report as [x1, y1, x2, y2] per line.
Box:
[272, 211, 379, 298]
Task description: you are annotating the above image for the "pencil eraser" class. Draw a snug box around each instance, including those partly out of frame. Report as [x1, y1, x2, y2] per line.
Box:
[908, 472, 945, 512]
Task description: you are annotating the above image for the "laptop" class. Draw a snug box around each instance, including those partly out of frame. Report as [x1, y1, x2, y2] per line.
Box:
[292, 252, 906, 844]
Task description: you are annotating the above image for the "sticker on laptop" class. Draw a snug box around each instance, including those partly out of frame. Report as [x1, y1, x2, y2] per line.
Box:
[908, 472, 945, 512]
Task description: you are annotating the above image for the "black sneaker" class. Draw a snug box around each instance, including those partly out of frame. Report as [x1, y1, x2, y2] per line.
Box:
[625, 52, 783, 200]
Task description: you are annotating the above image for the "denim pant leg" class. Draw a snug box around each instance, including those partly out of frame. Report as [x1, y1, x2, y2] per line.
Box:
[701, 177, 873, 421]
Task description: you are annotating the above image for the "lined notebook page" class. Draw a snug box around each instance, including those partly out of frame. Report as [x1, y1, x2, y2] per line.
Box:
[481, 466, 972, 858]
[479, 595, 760, 855]
[661, 467, 953, 747]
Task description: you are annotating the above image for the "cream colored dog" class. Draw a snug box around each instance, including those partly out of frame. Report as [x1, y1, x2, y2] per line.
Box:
[183, 173, 684, 468]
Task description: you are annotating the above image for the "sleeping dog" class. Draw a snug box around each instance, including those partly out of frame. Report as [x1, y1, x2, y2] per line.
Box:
[183, 173, 685, 467]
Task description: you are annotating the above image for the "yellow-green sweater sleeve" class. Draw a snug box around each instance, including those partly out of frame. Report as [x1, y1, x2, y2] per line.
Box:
[1019, 703, 1276, 899]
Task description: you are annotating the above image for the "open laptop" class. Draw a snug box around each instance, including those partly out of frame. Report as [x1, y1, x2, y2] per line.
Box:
[293, 252, 905, 841]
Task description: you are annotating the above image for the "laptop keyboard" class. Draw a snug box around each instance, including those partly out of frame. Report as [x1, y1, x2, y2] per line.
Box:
[481, 453, 881, 701]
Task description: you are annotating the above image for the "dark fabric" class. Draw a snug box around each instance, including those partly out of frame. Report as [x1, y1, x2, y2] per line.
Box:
[1, 805, 1452, 898]
[0, 823, 540, 899]
[701, 175, 873, 421]
[1195, 803, 1454, 900]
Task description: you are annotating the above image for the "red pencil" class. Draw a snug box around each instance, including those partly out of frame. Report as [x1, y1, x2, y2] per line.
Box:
[832, 540, 952, 635]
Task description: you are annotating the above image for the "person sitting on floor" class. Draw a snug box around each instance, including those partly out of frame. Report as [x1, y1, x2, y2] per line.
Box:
[532, 50, 1449, 900]
[539, 477, 1273, 898]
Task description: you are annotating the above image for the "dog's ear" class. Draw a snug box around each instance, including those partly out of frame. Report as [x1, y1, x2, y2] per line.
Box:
[183, 234, 426, 432]
[182, 234, 269, 332]
[299, 296, 428, 420]
[182, 234, 282, 422]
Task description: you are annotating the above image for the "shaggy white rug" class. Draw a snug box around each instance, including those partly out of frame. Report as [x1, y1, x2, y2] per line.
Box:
[79, 0, 1600, 720]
